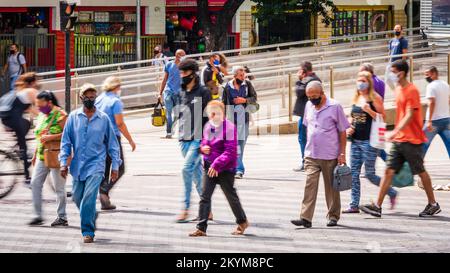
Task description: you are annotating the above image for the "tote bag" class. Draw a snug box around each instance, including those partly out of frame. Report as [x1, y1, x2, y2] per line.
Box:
[370, 114, 386, 150]
[392, 162, 414, 188]
[151, 101, 166, 127]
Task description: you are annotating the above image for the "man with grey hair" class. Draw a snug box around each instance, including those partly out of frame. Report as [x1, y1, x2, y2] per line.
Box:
[222, 65, 257, 179]
[291, 81, 350, 228]
[360, 62, 385, 100]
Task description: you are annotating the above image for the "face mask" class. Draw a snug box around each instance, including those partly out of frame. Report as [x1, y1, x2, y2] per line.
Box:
[356, 81, 369, 91]
[39, 105, 52, 115]
[179, 56, 186, 62]
[82, 97, 96, 110]
[425, 77, 433, 83]
[181, 74, 194, 89]
[116, 89, 122, 97]
[310, 96, 322, 106]
[209, 119, 222, 128]
[236, 78, 243, 85]
[395, 31, 401, 36]
[213, 60, 220, 66]
[388, 72, 399, 85]
[154, 51, 160, 55]
[10, 50, 15, 55]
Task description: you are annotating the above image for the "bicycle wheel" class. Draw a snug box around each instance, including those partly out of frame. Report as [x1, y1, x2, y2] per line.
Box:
[0, 150, 23, 199]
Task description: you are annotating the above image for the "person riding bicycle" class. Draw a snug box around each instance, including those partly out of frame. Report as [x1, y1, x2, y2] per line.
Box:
[0, 72, 39, 184]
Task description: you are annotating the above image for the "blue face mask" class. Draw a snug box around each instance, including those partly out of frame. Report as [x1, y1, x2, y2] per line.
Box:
[356, 81, 369, 91]
[213, 60, 220, 66]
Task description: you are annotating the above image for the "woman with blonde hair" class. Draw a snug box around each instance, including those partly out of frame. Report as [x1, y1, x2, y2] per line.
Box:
[343, 71, 398, 213]
[95, 76, 136, 210]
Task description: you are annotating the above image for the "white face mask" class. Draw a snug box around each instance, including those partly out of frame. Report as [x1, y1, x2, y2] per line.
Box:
[388, 72, 399, 85]
[209, 119, 222, 128]
[116, 89, 122, 97]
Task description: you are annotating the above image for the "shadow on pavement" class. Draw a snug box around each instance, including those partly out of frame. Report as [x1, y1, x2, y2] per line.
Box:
[98, 209, 175, 217]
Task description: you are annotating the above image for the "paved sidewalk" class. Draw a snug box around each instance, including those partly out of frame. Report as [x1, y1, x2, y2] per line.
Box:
[0, 115, 449, 253]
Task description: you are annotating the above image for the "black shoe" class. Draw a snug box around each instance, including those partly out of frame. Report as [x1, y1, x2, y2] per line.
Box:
[29, 217, 44, 226]
[327, 219, 338, 227]
[51, 217, 68, 227]
[66, 191, 72, 198]
[419, 203, 441, 217]
[293, 165, 305, 172]
[359, 203, 382, 217]
[290, 218, 312, 228]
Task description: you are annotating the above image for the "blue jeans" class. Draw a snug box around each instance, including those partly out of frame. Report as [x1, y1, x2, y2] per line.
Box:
[180, 140, 203, 210]
[378, 149, 388, 161]
[10, 75, 18, 91]
[72, 173, 103, 237]
[236, 124, 249, 174]
[423, 117, 450, 158]
[164, 92, 180, 135]
[350, 139, 397, 208]
[298, 117, 307, 165]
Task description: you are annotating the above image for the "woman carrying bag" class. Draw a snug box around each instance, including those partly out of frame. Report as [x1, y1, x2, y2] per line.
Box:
[29, 90, 68, 226]
[343, 72, 398, 214]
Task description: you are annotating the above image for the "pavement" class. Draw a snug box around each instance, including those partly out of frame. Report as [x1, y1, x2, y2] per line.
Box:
[0, 113, 449, 253]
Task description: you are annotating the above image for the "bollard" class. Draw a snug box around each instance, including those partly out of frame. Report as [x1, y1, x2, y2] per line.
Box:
[329, 66, 334, 99]
[74, 71, 79, 109]
[288, 73, 293, 122]
[410, 56, 414, 83]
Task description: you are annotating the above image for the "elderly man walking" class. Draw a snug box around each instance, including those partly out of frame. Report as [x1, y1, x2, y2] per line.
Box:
[291, 81, 350, 228]
[59, 83, 122, 243]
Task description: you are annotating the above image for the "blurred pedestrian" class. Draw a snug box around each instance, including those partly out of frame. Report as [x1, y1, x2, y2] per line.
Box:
[360, 60, 441, 218]
[201, 53, 224, 100]
[95, 76, 136, 210]
[422, 66, 450, 158]
[222, 66, 258, 179]
[29, 91, 68, 226]
[291, 81, 349, 228]
[59, 83, 122, 243]
[343, 71, 398, 214]
[158, 49, 186, 139]
[189, 101, 248, 237]
[176, 59, 211, 222]
[293, 61, 321, 172]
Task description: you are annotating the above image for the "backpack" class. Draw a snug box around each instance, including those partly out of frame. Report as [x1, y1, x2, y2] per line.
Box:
[0, 91, 16, 118]
[333, 164, 352, 192]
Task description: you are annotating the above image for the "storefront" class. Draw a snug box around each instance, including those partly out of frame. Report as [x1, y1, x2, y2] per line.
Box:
[0, 7, 52, 34]
[421, 0, 450, 38]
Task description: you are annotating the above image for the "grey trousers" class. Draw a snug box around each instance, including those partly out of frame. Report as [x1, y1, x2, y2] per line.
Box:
[31, 160, 67, 220]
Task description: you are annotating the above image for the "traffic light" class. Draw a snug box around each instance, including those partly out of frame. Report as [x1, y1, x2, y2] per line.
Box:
[60, 1, 77, 31]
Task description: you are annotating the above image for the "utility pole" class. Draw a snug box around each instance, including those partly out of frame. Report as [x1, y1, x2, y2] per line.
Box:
[408, 0, 413, 36]
[136, 0, 142, 62]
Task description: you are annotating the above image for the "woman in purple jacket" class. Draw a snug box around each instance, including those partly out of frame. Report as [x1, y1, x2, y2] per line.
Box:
[189, 101, 249, 237]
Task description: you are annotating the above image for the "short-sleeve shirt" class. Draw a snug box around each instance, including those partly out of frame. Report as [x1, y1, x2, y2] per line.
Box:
[164, 61, 181, 95]
[8, 53, 26, 77]
[95, 91, 124, 137]
[389, 37, 408, 62]
[303, 98, 350, 160]
[393, 83, 427, 144]
[372, 75, 385, 100]
[34, 109, 66, 161]
[425, 80, 450, 121]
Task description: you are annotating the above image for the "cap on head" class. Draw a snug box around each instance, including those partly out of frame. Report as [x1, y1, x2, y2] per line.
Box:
[102, 76, 121, 92]
[79, 83, 97, 97]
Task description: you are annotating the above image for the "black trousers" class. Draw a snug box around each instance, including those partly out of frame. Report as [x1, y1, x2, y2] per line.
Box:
[197, 163, 247, 232]
[2, 116, 31, 179]
[100, 135, 125, 195]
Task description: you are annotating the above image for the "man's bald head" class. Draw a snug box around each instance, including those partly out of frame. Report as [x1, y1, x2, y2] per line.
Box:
[175, 49, 186, 57]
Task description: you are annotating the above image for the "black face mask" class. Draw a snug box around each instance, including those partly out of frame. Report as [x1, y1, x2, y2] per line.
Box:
[181, 74, 195, 89]
[310, 96, 322, 106]
[154, 51, 160, 55]
[82, 97, 96, 110]
[425, 77, 433, 83]
[236, 78, 243, 85]
[395, 31, 401, 36]
[10, 50, 15, 54]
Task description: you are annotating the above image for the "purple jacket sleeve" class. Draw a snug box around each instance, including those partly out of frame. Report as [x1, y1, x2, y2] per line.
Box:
[211, 123, 237, 173]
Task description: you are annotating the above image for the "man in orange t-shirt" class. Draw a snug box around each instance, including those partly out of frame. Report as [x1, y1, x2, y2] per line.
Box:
[360, 60, 441, 218]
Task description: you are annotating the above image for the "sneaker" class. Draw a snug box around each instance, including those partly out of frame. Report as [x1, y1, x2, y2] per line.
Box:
[342, 207, 360, 213]
[28, 217, 44, 226]
[293, 165, 305, 172]
[100, 194, 116, 210]
[83, 235, 94, 243]
[359, 203, 382, 218]
[290, 218, 312, 228]
[66, 192, 72, 198]
[165, 134, 172, 139]
[51, 217, 68, 227]
[389, 194, 398, 210]
[327, 219, 338, 227]
[419, 203, 441, 217]
[235, 172, 243, 179]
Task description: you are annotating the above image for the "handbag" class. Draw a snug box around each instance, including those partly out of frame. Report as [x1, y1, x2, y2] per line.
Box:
[41, 110, 61, 169]
[392, 162, 414, 188]
[332, 164, 352, 191]
[369, 114, 386, 150]
[151, 101, 166, 127]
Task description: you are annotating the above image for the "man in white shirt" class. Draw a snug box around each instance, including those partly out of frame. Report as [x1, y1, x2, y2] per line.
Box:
[423, 66, 450, 158]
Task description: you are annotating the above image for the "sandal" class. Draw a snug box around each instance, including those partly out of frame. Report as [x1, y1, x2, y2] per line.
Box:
[232, 221, 249, 235]
[342, 207, 360, 213]
[176, 210, 189, 223]
[189, 229, 207, 237]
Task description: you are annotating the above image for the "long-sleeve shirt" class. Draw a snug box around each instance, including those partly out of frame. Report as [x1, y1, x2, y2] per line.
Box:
[59, 108, 122, 181]
[201, 119, 237, 173]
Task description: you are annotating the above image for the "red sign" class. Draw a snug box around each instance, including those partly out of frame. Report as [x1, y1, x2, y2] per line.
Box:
[166, 0, 227, 6]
